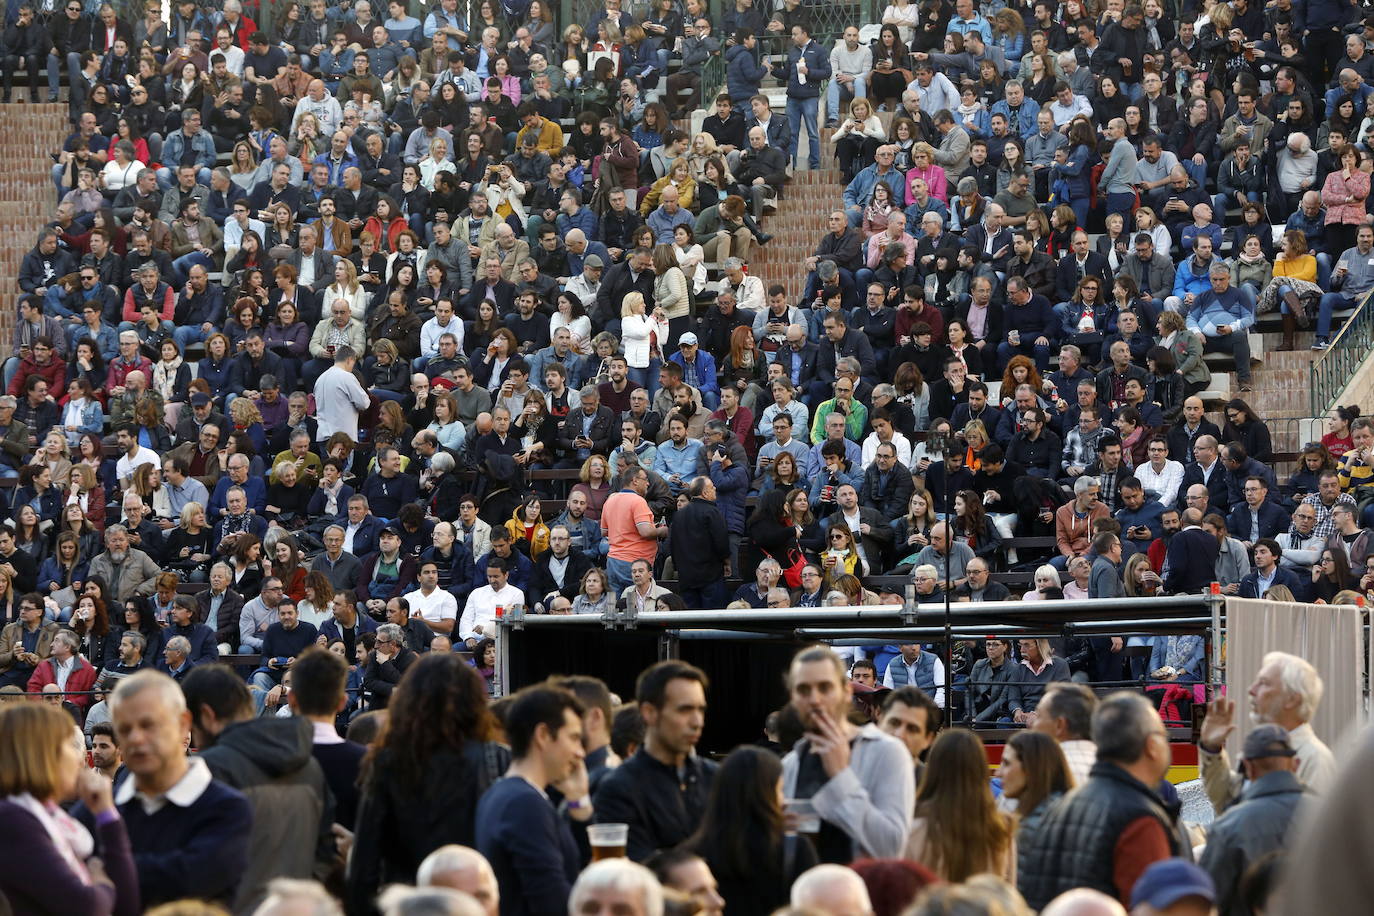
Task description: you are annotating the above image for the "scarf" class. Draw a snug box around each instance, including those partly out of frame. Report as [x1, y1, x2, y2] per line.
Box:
[153, 356, 183, 401]
[9, 793, 94, 885]
[1237, 250, 1266, 265]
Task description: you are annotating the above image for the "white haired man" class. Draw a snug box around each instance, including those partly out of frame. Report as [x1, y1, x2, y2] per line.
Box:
[1198, 650, 1336, 811]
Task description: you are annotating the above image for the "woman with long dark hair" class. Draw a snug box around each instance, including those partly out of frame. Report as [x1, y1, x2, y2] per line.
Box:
[1311, 546, 1356, 603]
[905, 728, 1014, 881]
[999, 730, 1073, 885]
[1222, 398, 1273, 465]
[951, 489, 1002, 563]
[685, 746, 817, 914]
[347, 653, 510, 911]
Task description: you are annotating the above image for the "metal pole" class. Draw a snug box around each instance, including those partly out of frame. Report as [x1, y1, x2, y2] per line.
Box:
[800, 617, 1213, 639]
[1209, 590, 1225, 703]
[496, 595, 1211, 629]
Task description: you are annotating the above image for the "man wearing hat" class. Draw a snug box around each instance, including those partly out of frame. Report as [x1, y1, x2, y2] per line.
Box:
[668, 333, 720, 410]
[565, 254, 603, 307]
[174, 391, 229, 447]
[1129, 859, 1215, 916]
[1198, 725, 1305, 916]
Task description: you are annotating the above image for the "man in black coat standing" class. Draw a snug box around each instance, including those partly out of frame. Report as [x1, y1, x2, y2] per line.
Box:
[594, 247, 655, 329]
[667, 476, 730, 610]
[1163, 507, 1220, 595]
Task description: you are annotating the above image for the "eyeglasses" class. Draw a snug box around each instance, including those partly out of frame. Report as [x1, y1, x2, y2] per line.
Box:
[830, 534, 848, 541]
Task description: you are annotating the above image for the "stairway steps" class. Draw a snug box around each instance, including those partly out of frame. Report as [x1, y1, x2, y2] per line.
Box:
[0, 103, 68, 344]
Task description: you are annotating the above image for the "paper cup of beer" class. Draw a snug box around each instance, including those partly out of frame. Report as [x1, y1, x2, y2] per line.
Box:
[587, 823, 629, 860]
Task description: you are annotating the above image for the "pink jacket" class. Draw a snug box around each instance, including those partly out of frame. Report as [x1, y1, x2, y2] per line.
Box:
[1323, 169, 1370, 225]
[905, 163, 949, 202]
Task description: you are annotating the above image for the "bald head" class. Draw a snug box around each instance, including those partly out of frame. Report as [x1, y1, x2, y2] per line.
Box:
[418, 846, 498, 916]
[1040, 889, 1128, 916]
[790, 864, 873, 915]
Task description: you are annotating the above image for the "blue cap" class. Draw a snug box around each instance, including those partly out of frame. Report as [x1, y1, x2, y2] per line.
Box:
[1130, 859, 1215, 910]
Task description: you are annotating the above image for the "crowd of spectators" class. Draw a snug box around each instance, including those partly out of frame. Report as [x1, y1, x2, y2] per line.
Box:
[0, 0, 1373, 911]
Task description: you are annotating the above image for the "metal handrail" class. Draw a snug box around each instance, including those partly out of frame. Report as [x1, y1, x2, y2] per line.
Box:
[1310, 287, 1374, 417]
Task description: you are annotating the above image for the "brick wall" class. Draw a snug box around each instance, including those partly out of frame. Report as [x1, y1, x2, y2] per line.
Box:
[0, 104, 71, 347]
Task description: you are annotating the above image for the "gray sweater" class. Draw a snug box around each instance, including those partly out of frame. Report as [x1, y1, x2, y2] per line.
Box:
[1100, 137, 1137, 195]
[781, 723, 914, 859]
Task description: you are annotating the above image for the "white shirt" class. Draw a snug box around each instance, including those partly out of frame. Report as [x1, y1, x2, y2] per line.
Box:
[1134, 459, 1185, 509]
[215, 44, 245, 77]
[115, 755, 214, 815]
[420, 315, 464, 358]
[1059, 738, 1098, 785]
[115, 446, 160, 485]
[312, 720, 344, 746]
[460, 581, 524, 641]
[223, 216, 266, 251]
[314, 364, 370, 441]
[882, 652, 946, 707]
[402, 586, 458, 626]
[860, 432, 913, 470]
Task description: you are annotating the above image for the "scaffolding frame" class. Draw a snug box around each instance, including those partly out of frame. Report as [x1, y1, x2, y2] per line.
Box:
[495, 593, 1229, 709]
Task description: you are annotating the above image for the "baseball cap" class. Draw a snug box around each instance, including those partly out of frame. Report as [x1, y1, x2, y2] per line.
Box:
[1130, 859, 1215, 910]
[583, 254, 604, 268]
[380, 524, 402, 538]
[190, 392, 211, 406]
[678, 332, 698, 348]
[1242, 724, 1298, 760]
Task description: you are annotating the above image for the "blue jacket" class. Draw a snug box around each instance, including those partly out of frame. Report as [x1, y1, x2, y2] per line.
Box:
[312, 149, 360, 187]
[306, 483, 355, 521]
[208, 475, 267, 519]
[647, 206, 694, 244]
[1115, 499, 1165, 551]
[1002, 295, 1057, 340]
[1148, 635, 1205, 684]
[709, 456, 751, 534]
[725, 43, 767, 102]
[1187, 287, 1254, 336]
[653, 438, 704, 487]
[469, 548, 532, 594]
[197, 356, 235, 401]
[555, 207, 599, 240]
[1050, 142, 1093, 201]
[747, 114, 792, 154]
[989, 98, 1041, 138]
[620, 37, 665, 82]
[550, 511, 608, 558]
[786, 39, 831, 100]
[843, 163, 907, 210]
[808, 467, 858, 507]
[1238, 565, 1306, 600]
[1171, 256, 1217, 301]
[319, 612, 379, 644]
[346, 515, 387, 560]
[668, 350, 720, 398]
[1227, 499, 1290, 543]
[160, 128, 217, 171]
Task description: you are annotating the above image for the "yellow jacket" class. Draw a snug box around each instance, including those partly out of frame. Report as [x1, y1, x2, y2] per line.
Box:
[505, 510, 551, 559]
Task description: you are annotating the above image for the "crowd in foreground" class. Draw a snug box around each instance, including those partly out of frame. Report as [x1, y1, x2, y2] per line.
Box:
[0, 644, 1347, 916]
[3, 0, 1374, 910]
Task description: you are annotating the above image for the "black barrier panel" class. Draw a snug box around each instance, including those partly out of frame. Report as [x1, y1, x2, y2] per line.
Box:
[506, 628, 809, 755]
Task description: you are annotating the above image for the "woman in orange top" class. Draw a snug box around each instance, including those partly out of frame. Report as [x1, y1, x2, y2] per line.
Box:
[1262, 229, 1323, 350]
